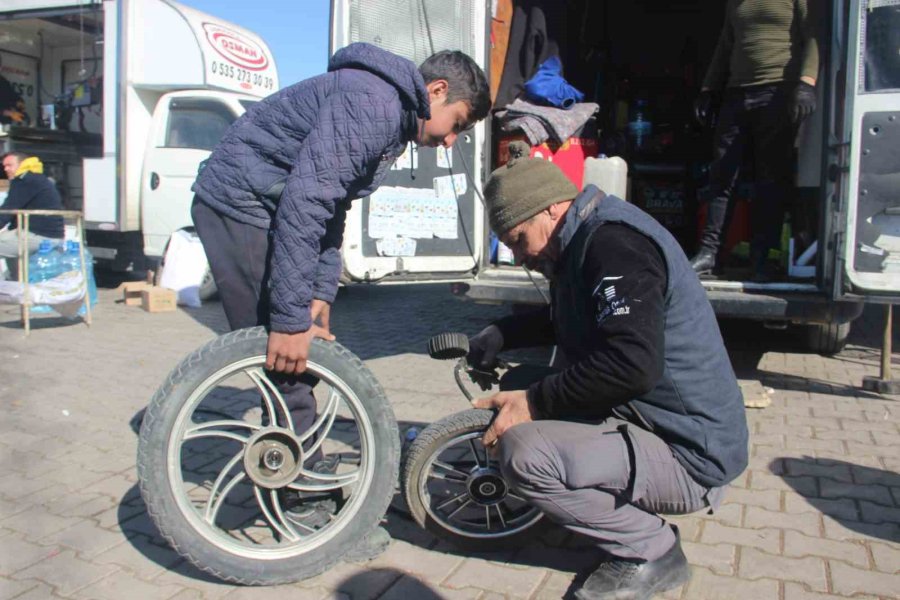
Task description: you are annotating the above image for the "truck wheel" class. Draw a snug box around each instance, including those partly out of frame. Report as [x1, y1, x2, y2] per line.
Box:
[802, 322, 851, 356]
[402, 409, 545, 551]
[137, 327, 400, 585]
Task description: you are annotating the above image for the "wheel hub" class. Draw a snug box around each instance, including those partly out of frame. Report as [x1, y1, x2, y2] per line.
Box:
[243, 428, 304, 489]
[466, 467, 508, 506]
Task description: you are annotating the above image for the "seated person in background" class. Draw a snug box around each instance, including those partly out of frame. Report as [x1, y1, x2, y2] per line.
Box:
[0, 152, 64, 279]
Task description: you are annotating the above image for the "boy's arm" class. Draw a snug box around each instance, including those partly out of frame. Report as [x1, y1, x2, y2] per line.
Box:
[269, 92, 401, 333]
[312, 203, 348, 305]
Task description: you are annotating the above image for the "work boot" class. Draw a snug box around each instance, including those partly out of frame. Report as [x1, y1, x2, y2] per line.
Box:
[343, 525, 392, 563]
[574, 529, 691, 600]
[688, 248, 717, 275]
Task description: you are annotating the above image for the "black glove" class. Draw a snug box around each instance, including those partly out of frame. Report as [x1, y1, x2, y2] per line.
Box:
[467, 324, 504, 391]
[693, 90, 719, 128]
[790, 81, 816, 125]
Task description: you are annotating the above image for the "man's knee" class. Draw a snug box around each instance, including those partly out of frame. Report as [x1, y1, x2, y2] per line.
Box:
[497, 423, 563, 494]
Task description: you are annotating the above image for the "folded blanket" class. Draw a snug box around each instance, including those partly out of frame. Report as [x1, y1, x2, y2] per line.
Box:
[495, 99, 598, 145]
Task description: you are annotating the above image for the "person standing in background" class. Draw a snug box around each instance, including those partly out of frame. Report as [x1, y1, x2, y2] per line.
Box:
[690, 0, 822, 281]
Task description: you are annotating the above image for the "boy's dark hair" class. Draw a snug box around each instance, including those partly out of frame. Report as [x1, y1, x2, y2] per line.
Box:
[419, 50, 491, 122]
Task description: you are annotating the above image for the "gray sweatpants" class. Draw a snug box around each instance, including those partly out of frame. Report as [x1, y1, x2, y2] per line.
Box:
[494, 365, 724, 562]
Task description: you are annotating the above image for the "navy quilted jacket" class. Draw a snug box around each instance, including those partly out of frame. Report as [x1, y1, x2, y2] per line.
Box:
[193, 43, 430, 333]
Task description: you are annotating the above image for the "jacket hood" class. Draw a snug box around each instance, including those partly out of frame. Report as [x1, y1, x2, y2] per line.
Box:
[329, 42, 431, 119]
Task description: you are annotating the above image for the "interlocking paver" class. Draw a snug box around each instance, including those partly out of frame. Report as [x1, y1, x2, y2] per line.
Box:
[782, 530, 869, 568]
[11, 550, 119, 596]
[829, 559, 900, 597]
[442, 558, 545, 597]
[73, 570, 184, 600]
[681, 541, 736, 576]
[701, 521, 781, 554]
[0, 577, 38, 600]
[379, 576, 480, 600]
[682, 566, 780, 599]
[744, 506, 821, 536]
[822, 514, 900, 544]
[4, 582, 66, 600]
[783, 494, 859, 521]
[367, 540, 464, 584]
[869, 541, 900, 574]
[739, 547, 827, 591]
[782, 581, 878, 600]
[819, 479, 894, 506]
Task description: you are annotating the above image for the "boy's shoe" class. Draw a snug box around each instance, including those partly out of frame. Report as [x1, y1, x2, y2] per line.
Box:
[280, 456, 342, 530]
[574, 529, 691, 600]
[343, 526, 392, 563]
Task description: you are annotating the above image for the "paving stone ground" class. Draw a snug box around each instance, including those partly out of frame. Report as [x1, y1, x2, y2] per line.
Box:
[0, 281, 897, 599]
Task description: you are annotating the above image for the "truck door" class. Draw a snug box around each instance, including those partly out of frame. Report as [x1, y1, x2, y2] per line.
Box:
[330, 0, 487, 283]
[142, 94, 238, 258]
[832, 0, 900, 300]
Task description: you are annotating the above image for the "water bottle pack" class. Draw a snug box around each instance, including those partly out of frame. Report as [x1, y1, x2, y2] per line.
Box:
[28, 239, 97, 315]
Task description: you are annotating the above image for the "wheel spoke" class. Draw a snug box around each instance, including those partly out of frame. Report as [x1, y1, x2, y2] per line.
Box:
[436, 491, 470, 511]
[508, 491, 528, 503]
[185, 420, 258, 443]
[297, 386, 340, 457]
[447, 498, 472, 519]
[247, 368, 294, 433]
[494, 504, 507, 529]
[253, 485, 299, 542]
[433, 460, 470, 481]
[468, 439, 485, 468]
[205, 467, 245, 525]
[485, 506, 491, 530]
[286, 468, 359, 493]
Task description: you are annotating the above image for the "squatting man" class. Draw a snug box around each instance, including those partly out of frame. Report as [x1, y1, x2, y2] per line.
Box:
[468, 141, 749, 600]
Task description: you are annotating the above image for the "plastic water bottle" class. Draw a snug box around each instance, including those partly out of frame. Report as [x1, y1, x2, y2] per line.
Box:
[28, 240, 63, 314]
[628, 99, 652, 151]
[61, 241, 98, 312]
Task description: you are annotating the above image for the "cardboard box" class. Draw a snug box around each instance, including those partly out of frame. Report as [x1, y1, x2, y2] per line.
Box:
[122, 281, 151, 306]
[141, 286, 177, 312]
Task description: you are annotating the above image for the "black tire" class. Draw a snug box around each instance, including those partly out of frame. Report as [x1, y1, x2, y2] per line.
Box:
[402, 409, 545, 551]
[803, 321, 851, 356]
[137, 327, 400, 585]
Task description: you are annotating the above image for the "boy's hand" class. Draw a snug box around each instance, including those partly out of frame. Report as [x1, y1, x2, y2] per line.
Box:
[266, 325, 335, 375]
[311, 299, 332, 336]
[472, 390, 538, 449]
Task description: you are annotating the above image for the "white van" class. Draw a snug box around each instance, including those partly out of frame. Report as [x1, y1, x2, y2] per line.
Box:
[0, 0, 278, 297]
[330, 0, 899, 354]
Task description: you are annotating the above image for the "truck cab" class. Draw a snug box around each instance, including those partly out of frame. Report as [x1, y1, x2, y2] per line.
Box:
[330, 0, 899, 354]
[0, 0, 277, 291]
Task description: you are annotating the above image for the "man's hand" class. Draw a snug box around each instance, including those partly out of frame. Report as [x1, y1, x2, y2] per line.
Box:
[467, 324, 504, 391]
[472, 390, 538, 448]
[693, 89, 719, 129]
[790, 81, 816, 125]
[266, 325, 335, 375]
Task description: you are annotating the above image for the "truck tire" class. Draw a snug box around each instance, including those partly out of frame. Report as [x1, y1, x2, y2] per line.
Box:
[402, 409, 545, 551]
[137, 327, 400, 585]
[802, 321, 851, 356]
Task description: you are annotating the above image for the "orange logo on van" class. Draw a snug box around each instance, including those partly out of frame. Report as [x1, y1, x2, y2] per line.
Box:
[202, 22, 269, 71]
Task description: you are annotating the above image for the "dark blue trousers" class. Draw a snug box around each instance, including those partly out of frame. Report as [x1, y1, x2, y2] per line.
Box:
[191, 198, 321, 463]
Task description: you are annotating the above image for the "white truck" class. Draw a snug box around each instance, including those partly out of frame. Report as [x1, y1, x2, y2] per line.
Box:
[330, 0, 899, 354]
[0, 0, 278, 296]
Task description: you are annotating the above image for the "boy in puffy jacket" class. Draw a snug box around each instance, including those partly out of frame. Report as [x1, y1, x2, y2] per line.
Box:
[191, 42, 489, 558]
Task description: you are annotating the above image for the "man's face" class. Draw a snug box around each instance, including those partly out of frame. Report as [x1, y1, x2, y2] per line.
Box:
[418, 80, 473, 148]
[500, 212, 557, 277]
[2, 155, 19, 180]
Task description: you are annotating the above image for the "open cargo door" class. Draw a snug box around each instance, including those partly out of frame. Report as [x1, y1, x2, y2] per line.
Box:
[330, 0, 487, 283]
[834, 0, 900, 300]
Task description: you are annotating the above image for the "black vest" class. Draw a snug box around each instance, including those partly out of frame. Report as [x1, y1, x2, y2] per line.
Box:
[552, 187, 749, 487]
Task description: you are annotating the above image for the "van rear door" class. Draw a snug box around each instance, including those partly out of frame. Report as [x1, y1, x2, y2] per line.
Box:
[330, 0, 487, 283]
[834, 0, 900, 300]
